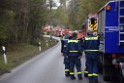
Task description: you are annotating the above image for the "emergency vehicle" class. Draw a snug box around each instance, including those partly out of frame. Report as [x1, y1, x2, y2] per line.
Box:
[87, 14, 98, 33]
[98, 0, 124, 82]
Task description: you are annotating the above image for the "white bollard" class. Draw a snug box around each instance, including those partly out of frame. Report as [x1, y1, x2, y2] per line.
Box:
[3, 53, 7, 64]
[2, 46, 7, 64]
[39, 42, 41, 51]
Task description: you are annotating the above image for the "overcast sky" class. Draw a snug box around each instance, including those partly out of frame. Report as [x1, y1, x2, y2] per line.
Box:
[52, 0, 60, 9]
[52, 0, 70, 9]
[53, 0, 60, 6]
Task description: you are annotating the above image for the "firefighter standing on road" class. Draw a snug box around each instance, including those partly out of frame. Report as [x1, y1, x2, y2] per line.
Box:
[67, 33, 83, 80]
[62, 35, 70, 77]
[84, 28, 100, 83]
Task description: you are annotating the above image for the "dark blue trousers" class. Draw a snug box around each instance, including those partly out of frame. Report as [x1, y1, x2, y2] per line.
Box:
[85, 52, 99, 81]
[63, 54, 70, 74]
[69, 56, 82, 78]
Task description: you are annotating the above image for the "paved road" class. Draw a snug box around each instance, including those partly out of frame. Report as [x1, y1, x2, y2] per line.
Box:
[0, 36, 117, 83]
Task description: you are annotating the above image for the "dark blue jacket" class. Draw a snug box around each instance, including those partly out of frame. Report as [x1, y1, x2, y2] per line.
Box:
[62, 35, 69, 54]
[67, 37, 82, 56]
[84, 34, 100, 53]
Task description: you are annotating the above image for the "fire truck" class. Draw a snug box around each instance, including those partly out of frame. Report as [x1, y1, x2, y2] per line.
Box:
[87, 14, 98, 34]
[81, 14, 97, 37]
[98, 0, 124, 82]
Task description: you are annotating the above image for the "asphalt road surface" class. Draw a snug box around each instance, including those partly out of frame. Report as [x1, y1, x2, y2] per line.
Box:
[0, 36, 117, 83]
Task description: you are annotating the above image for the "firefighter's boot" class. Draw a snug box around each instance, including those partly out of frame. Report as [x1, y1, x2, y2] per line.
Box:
[84, 73, 88, 77]
[65, 72, 70, 77]
[70, 75, 76, 80]
[78, 74, 83, 80]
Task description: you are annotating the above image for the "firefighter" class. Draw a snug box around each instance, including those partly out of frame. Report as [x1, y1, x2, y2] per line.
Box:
[67, 33, 83, 80]
[62, 34, 70, 77]
[84, 28, 100, 83]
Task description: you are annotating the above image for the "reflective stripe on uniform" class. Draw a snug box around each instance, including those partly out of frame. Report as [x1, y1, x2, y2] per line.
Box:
[88, 73, 98, 77]
[84, 71, 88, 74]
[93, 73, 98, 76]
[88, 74, 93, 77]
[65, 69, 70, 72]
[85, 36, 98, 40]
[68, 40, 78, 43]
[69, 50, 78, 52]
[84, 50, 99, 52]
[70, 72, 74, 75]
[77, 72, 82, 74]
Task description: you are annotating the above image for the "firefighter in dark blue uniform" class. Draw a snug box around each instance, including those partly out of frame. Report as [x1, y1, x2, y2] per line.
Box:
[84, 29, 100, 83]
[62, 35, 70, 77]
[67, 33, 83, 80]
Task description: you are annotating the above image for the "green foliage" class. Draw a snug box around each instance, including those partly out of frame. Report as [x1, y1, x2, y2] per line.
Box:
[0, 0, 110, 44]
[0, 25, 8, 44]
[0, 0, 49, 44]
[55, 6, 68, 26]
[53, 0, 69, 28]
[67, 0, 109, 30]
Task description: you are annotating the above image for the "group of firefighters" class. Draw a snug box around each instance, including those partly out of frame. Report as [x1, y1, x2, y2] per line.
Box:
[61, 28, 100, 83]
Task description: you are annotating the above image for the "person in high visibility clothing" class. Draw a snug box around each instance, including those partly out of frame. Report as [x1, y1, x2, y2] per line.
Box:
[62, 35, 70, 77]
[67, 33, 83, 80]
[84, 28, 100, 83]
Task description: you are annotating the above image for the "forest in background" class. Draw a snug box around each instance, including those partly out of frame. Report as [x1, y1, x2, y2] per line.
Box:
[0, 0, 109, 46]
